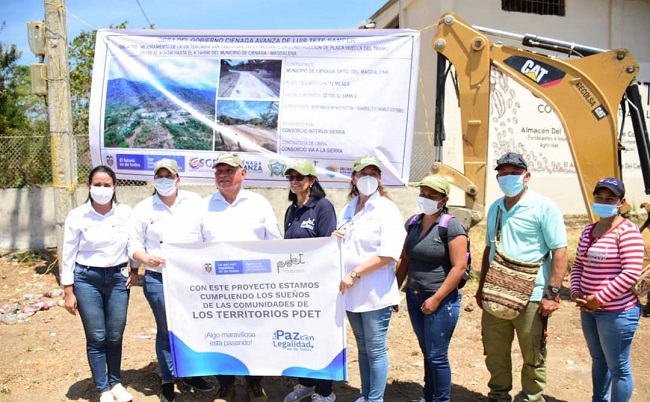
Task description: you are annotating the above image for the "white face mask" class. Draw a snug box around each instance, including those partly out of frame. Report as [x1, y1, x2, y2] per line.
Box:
[90, 186, 114, 205]
[154, 178, 177, 197]
[356, 175, 379, 196]
[416, 196, 441, 215]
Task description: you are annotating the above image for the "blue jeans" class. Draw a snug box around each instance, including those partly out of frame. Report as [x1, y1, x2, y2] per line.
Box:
[347, 306, 392, 402]
[143, 271, 174, 383]
[406, 288, 461, 402]
[581, 304, 641, 402]
[73, 264, 130, 393]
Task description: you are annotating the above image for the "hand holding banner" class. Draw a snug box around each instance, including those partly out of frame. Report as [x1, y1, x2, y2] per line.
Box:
[162, 237, 347, 380]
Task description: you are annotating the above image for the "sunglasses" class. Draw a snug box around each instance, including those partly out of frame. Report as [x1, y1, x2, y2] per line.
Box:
[285, 174, 307, 182]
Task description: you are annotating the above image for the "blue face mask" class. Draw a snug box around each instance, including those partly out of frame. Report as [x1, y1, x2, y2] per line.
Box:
[591, 203, 619, 218]
[497, 174, 525, 197]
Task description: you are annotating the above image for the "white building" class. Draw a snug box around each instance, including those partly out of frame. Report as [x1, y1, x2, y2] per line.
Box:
[365, 0, 650, 214]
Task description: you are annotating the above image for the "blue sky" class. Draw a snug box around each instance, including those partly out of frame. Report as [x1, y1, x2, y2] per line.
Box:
[1, 0, 389, 65]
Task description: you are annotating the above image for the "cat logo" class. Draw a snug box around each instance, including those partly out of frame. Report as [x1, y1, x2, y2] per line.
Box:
[520, 60, 548, 83]
[504, 56, 566, 87]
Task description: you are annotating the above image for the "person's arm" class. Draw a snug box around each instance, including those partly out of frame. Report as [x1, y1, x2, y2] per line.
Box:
[61, 211, 81, 315]
[395, 243, 410, 290]
[570, 227, 589, 302]
[317, 199, 337, 237]
[539, 246, 568, 316]
[339, 255, 396, 294]
[128, 205, 165, 268]
[422, 234, 467, 314]
[261, 199, 282, 240]
[475, 246, 491, 309]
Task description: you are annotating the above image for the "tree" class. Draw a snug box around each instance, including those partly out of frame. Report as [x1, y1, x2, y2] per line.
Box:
[0, 42, 30, 134]
[0, 40, 50, 187]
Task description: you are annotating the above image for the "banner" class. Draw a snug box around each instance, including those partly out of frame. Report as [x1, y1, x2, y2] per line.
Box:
[89, 29, 420, 187]
[162, 237, 347, 379]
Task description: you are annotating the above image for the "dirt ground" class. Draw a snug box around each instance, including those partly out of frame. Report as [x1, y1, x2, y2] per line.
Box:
[0, 239, 648, 402]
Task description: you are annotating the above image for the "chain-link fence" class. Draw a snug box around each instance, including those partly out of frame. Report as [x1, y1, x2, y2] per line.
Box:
[0, 134, 149, 188]
[1, 132, 439, 188]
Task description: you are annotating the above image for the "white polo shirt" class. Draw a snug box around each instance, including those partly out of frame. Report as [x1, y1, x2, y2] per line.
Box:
[201, 188, 281, 242]
[339, 192, 406, 312]
[129, 190, 202, 273]
[60, 202, 132, 286]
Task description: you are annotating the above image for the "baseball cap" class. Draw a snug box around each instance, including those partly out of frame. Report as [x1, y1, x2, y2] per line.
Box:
[353, 155, 381, 172]
[153, 158, 179, 176]
[215, 152, 243, 167]
[417, 175, 450, 196]
[593, 177, 625, 197]
[285, 159, 316, 176]
[495, 152, 528, 170]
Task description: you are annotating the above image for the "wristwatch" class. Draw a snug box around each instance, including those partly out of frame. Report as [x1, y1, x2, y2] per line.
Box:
[548, 285, 561, 295]
[349, 271, 361, 279]
[543, 285, 561, 302]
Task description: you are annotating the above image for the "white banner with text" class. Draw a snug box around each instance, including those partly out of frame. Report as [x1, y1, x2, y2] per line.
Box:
[89, 29, 420, 187]
[161, 237, 346, 379]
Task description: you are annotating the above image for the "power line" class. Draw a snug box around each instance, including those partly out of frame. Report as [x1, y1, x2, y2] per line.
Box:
[135, 0, 154, 28]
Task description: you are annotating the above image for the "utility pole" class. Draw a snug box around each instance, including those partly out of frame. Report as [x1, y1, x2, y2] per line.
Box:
[44, 0, 77, 268]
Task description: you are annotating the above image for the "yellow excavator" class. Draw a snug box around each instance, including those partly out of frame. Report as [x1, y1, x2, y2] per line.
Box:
[429, 13, 649, 311]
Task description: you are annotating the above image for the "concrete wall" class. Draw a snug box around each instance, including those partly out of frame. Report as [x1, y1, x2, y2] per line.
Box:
[0, 185, 423, 251]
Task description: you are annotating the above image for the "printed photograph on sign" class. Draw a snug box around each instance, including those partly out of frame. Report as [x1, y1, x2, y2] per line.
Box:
[215, 100, 279, 152]
[103, 57, 219, 150]
[218, 59, 282, 99]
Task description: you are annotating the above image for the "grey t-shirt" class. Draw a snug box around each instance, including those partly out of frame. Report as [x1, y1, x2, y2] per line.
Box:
[405, 214, 467, 293]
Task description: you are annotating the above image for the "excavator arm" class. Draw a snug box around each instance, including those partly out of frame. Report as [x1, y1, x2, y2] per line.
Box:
[431, 13, 650, 228]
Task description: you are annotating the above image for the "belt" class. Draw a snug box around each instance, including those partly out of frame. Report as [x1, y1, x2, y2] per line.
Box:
[77, 262, 128, 270]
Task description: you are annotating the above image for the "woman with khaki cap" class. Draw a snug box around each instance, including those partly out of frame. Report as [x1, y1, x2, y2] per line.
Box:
[333, 155, 406, 402]
[282, 159, 337, 402]
[129, 158, 212, 402]
[396, 174, 467, 402]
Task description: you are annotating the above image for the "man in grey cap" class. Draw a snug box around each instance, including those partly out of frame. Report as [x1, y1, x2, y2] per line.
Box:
[476, 151, 568, 402]
[200, 152, 281, 402]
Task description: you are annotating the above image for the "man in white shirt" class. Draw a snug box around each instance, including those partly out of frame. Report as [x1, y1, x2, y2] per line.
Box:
[202, 152, 281, 402]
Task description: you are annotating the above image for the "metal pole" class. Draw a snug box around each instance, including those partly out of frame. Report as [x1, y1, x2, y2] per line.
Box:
[44, 0, 77, 269]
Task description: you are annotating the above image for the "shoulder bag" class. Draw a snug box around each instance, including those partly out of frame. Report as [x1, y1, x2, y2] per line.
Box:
[481, 208, 547, 320]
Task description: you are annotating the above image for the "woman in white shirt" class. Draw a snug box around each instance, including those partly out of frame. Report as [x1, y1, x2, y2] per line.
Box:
[129, 159, 212, 402]
[61, 165, 136, 402]
[335, 155, 406, 402]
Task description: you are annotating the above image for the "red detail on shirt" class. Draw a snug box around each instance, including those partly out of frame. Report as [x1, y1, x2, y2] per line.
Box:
[570, 219, 644, 311]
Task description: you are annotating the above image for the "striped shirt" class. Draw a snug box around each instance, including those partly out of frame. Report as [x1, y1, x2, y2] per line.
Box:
[570, 219, 644, 311]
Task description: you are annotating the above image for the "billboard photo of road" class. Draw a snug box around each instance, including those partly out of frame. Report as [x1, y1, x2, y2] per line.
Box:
[218, 59, 281, 99]
[215, 100, 279, 152]
[103, 57, 219, 150]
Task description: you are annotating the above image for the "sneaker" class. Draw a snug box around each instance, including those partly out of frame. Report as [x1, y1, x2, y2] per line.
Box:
[312, 393, 336, 402]
[100, 391, 114, 402]
[215, 384, 236, 402]
[247, 383, 268, 402]
[181, 376, 214, 392]
[354, 398, 367, 402]
[160, 382, 175, 402]
[110, 384, 133, 402]
[284, 384, 315, 402]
